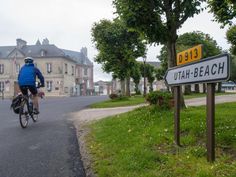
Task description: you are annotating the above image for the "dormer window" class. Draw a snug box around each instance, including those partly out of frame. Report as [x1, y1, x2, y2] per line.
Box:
[41, 50, 46, 56]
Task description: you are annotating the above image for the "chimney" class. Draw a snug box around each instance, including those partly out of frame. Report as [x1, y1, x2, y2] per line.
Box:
[80, 47, 87, 57]
[16, 38, 27, 49]
[42, 38, 49, 45]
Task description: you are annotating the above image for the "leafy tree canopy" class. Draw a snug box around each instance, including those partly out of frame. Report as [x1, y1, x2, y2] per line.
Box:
[113, 0, 205, 69]
[176, 31, 222, 57]
[225, 26, 236, 82]
[157, 31, 222, 79]
[113, 0, 205, 45]
[91, 19, 146, 80]
[226, 25, 236, 55]
[208, 0, 236, 26]
[231, 56, 236, 83]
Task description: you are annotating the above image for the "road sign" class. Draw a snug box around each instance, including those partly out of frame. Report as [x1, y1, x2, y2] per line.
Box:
[165, 53, 230, 86]
[177, 44, 202, 65]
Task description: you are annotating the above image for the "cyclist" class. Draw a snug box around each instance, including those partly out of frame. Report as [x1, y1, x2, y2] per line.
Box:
[18, 57, 45, 114]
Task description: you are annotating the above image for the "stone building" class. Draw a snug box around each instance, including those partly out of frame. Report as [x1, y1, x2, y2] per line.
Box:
[94, 80, 113, 95]
[0, 38, 94, 98]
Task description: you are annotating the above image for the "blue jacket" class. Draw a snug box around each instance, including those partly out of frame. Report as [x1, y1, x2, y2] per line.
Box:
[18, 63, 44, 86]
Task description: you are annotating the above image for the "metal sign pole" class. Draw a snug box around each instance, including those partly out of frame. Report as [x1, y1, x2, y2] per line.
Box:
[206, 83, 215, 162]
[174, 86, 181, 146]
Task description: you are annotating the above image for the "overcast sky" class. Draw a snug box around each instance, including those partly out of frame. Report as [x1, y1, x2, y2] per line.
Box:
[0, 0, 231, 81]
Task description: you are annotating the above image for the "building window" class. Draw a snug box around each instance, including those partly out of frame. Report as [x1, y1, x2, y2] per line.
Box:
[0, 64, 4, 74]
[0, 82, 4, 91]
[46, 81, 53, 92]
[65, 63, 68, 74]
[41, 50, 46, 56]
[72, 66, 74, 75]
[84, 68, 88, 76]
[46, 63, 52, 73]
[64, 87, 68, 93]
[16, 64, 20, 73]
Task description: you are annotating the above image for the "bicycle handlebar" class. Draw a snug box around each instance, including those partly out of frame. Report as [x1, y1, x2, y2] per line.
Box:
[36, 83, 44, 89]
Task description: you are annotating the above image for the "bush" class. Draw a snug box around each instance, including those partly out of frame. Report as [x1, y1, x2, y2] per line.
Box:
[109, 93, 118, 99]
[146, 91, 173, 109]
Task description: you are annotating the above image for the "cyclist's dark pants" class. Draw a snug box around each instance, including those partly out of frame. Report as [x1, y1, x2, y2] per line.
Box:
[19, 85, 38, 96]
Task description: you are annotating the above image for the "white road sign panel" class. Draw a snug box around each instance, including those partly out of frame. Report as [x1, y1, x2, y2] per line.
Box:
[165, 54, 230, 86]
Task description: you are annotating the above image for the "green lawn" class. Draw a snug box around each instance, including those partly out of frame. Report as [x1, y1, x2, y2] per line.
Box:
[86, 103, 236, 177]
[90, 92, 236, 108]
[90, 95, 146, 108]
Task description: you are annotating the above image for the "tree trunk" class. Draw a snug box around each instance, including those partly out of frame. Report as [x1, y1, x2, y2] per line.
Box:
[167, 38, 186, 108]
[217, 82, 222, 93]
[135, 83, 139, 94]
[143, 61, 147, 96]
[195, 84, 200, 93]
[120, 79, 125, 96]
[149, 83, 153, 92]
[203, 83, 206, 93]
[184, 85, 191, 95]
[126, 77, 131, 96]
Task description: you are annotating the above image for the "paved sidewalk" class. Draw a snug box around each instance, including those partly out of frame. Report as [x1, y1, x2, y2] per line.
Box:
[72, 94, 236, 125]
[71, 104, 147, 125]
[185, 94, 236, 106]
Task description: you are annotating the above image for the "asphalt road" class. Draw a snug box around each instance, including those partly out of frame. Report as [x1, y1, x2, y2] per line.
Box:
[0, 96, 108, 177]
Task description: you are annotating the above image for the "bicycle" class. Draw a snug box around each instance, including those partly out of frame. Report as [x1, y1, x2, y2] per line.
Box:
[19, 86, 41, 128]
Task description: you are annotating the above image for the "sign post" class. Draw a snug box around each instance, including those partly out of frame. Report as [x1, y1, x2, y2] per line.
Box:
[165, 53, 230, 162]
[173, 45, 202, 147]
[174, 86, 180, 146]
[207, 83, 215, 162]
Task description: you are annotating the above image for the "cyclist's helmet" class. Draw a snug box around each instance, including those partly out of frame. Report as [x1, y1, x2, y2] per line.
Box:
[24, 57, 34, 64]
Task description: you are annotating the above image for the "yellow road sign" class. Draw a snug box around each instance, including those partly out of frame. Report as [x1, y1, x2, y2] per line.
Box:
[177, 44, 203, 65]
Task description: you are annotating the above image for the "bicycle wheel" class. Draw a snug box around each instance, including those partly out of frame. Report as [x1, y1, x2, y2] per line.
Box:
[19, 101, 29, 128]
[29, 102, 38, 122]
[31, 113, 38, 122]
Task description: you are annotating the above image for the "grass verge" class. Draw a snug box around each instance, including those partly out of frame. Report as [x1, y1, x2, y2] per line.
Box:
[86, 103, 236, 177]
[90, 95, 146, 108]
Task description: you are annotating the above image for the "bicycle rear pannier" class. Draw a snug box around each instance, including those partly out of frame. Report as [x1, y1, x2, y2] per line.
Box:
[11, 94, 23, 114]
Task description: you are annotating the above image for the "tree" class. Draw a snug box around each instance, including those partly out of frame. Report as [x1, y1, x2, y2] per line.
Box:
[230, 55, 236, 83]
[157, 31, 222, 92]
[114, 0, 205, 107]
[130, 62, 142, 94]
[146, 64, 156, 92]
[177, 31, 222, 92]
[139, 62, 157, 93]
[226, 25, 236, 55]
[156, 46, 168, 81]
[176, 31, 222, 58]
[113, 0, 205, 68]
[208, 0, 236, 26]
[226, 26, 236, 83]
[91, 19, 146, 96]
